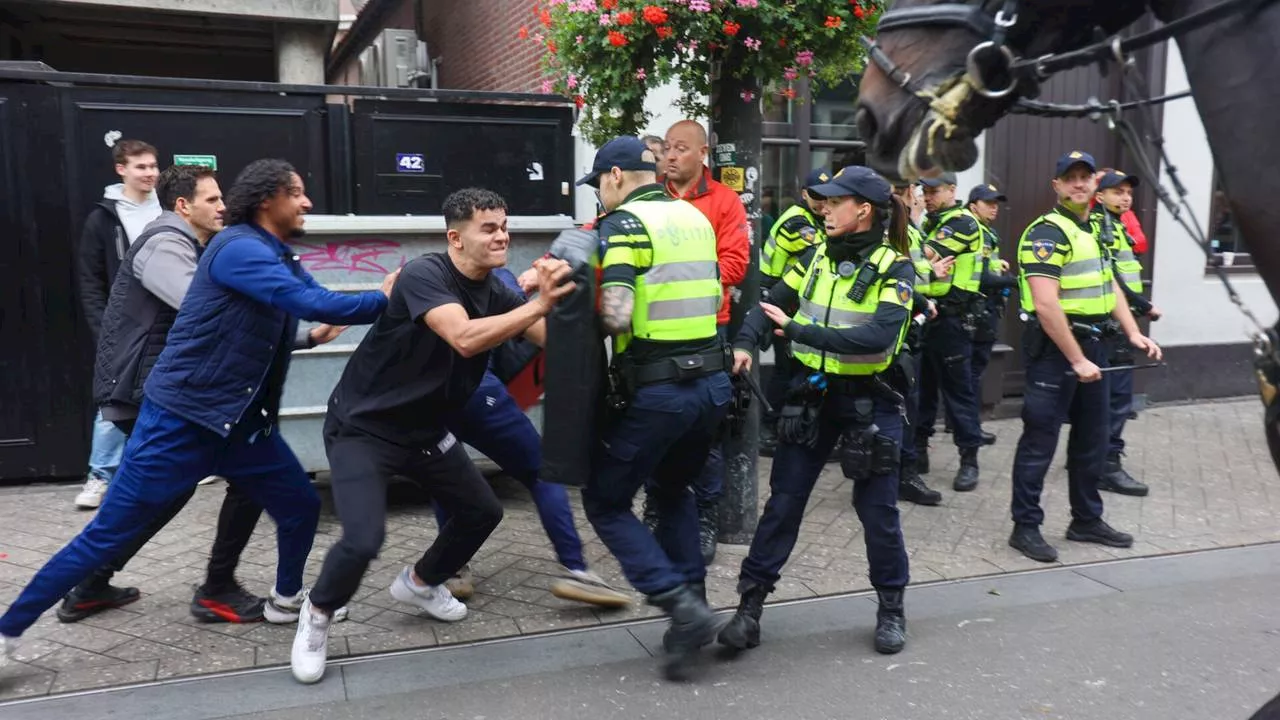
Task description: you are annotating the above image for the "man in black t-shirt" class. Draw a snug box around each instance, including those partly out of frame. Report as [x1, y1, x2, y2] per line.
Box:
[290, 188, 574, 685]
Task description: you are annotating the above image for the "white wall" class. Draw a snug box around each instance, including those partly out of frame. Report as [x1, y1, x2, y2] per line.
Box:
[1149, 44, 1277, 347]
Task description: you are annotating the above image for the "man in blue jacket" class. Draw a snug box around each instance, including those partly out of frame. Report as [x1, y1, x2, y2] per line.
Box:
[0, 159, 393, 654]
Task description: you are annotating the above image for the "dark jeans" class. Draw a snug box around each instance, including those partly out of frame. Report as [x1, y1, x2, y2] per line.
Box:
[0, 401, 320, 637]
[1108, 342, 1135, 456]
[740, 390, 908, 592]
[82, 417, 263, 595]
[583, 374, 732, 595]
[309, 416, 503, 612]
[689, 325, 730, 509]
[917, 315, 984, 449]
[763, 337, 797, 427]
[1010, 336, 1108, 527]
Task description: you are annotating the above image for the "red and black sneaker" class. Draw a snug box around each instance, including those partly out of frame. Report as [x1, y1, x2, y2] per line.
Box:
[56, 583, 141, 623]
[190, 583, 266, 624]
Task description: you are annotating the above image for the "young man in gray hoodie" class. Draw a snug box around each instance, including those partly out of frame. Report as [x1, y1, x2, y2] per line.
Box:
[75, 139, 162, 509]
[63, 164, 348, 624]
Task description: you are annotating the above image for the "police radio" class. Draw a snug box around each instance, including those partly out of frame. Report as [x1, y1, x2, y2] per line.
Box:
[846, 261, 879, 303]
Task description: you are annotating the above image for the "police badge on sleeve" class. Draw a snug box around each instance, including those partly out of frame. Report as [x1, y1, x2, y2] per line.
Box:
[896, 280, 913, 305]
[1031, 239, 1055, 262]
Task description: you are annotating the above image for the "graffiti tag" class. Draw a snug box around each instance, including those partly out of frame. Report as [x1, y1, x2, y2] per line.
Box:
[295, 239, 407, 274]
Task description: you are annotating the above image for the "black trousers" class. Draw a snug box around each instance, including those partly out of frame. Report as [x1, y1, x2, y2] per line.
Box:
[77, 418, 263, 594]
[308, 415, 504, 611]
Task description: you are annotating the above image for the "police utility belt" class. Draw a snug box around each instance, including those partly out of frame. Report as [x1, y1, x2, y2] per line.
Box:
[619, 349, 726, 388]
[1020, 312, 1119, 360]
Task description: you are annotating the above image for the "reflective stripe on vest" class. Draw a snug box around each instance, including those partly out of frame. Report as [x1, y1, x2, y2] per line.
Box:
[1017, 212, 1116, 316]
[928, 205, 984, 295]
[613, 198, 721, 353]
[909, 224, 948, 297]
[790, 243, 908, 376]
[1093, 212, 1144, 294]
[763, 205, 823, 278]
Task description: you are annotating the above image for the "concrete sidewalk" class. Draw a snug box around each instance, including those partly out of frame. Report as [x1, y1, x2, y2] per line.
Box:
[0, 397, 1277, 701]
[4, 543, 1279, 720]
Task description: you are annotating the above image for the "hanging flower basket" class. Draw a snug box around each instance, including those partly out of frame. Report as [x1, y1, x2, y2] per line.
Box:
[520, 0, 882, 146]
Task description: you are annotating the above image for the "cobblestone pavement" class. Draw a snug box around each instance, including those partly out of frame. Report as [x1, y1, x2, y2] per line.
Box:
[2, 397, 1277, 701]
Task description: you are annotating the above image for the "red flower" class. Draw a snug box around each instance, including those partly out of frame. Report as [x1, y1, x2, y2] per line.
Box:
[780, 87, 797, 100]
[574, 95, 586, 109]
[777, 37, 787, 47]
[518, 25, 530, 39]
[616, 10, 635, 25]
[853, 4, 865, 18]
[608, 30, 628, 46]
[601, 0, 617, 8]
[824, 15, 842, 28]
[546, 39, 557, 54]
[539, 9, 552, 26]
[655, 24, 674, 38]
[723, 20, 741, 36]
[642, 5, 668, 25]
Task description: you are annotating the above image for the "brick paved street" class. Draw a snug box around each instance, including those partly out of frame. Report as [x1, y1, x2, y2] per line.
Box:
[2, 397, 1277, 701]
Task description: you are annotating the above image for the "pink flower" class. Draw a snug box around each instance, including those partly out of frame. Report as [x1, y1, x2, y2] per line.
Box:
[567, 73, 579, 89]
[783, 66, 798, 81]
[599, 12, 611, 24]
[795, 50, 815, 67]
[689, 0, 711, 11]
[740, 90, 755, 102]
[568, 0, 596, 9]
[635, 68, 647, 80]
[736, 0, 758, 6]
[533, 31, 545, 43]
[576, 34, 584, 44]
[743, 36, 761, 50]
[541, 79, 554, 94]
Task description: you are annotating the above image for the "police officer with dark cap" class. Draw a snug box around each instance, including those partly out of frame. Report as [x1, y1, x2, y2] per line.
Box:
[575, 136, 731, 680]
[915, 172, 990, 493]
[966, 183, 1017, 423]
[719, 166, 915, 656]
[758, 168, 830, 456]
[1092, 169, 1156, 497]
[1009, 151, 1161, 563]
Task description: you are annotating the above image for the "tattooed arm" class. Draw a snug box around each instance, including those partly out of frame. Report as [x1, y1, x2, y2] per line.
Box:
[600, 286, 635, 336]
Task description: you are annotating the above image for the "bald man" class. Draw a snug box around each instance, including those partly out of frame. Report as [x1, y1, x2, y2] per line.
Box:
[647, 119, 750, 565]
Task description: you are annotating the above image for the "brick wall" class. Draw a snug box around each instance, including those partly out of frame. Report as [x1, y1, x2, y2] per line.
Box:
[421, 0, 543, 92]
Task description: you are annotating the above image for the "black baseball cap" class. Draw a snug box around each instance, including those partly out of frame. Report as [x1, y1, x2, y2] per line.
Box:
[968, 183, 1007, 203]
[803, 168, 832, 190]
[1097, 169, 1140, 190]
[1054, 150, 1097, 177]
[576, 136, 658, 187]
[807, 166, 892, 206]
[918, 172, 958, 188]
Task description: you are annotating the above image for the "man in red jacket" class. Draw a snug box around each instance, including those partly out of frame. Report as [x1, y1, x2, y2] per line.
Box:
[648, 119, 750, 564]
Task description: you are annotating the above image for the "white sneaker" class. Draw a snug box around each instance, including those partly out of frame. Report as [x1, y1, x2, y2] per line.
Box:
[551, 567, 632, 608]
[388, 567, 468, 622]
[2, 634, 18, 666]
[290, 599, 330, 684]
[198, 475, 224, 486]
[74, 477, 108, 509]
[264, 587, 348, 624]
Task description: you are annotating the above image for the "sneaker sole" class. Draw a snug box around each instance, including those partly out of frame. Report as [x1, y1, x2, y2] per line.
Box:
[1064, 530, 1134, 548]
[1008, 539, 1058, 563]
[266, 602, 349, 624]
[56, 591, 141, 623]
[389, 580, 467, 622]
[1097, 482, 1150, 497]
[191, 600, 265, 624]
[550, 580, 631, 608]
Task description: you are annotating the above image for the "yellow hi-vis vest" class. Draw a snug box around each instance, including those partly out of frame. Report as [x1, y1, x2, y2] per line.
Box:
[612, 198, 721, 354]
[1093, 210, 1144, 294]
[926, 205, 984, 295]
[762, 204, 825, 280]
[1018, 212, 1117, 316]
[907, 223, 948, 296]
[790, 243, 910, 376]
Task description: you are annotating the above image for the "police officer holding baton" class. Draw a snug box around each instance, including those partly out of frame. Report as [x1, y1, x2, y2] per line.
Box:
[1008, 151, 1161, 563]
[719, 166, 915, 656]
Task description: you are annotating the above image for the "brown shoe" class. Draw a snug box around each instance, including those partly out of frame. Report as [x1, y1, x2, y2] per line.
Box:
[444, 564, 475, 601]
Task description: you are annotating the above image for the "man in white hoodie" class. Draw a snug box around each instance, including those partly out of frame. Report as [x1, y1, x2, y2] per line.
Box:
[74, 139, 162, 509]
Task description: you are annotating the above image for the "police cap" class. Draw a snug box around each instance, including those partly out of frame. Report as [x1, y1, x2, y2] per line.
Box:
[576, 136, 658, 187]
[918, 172, 958, 188]
[1097, 169, 1140, 190]
[968, 183, 1007, 203]
[807, 166, 892, 207]
[1054, 150, 1097, 178]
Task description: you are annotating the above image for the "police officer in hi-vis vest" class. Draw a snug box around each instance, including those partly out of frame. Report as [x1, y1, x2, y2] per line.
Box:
[916, 173, 992, 494]
[720, 166, 915, 656]
[1008, 151, 1161, 563]
[758, 168, 830, 456]
[576, 136, 732, 681]
[1091, 169, 1158, 498]
[894, 181, 946, 507]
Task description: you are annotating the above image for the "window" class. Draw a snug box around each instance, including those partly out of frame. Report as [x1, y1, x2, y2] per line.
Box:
[1206, 171, 1251, 270]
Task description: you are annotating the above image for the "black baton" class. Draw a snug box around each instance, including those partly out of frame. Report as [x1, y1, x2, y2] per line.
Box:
[739, 370, 774, 415]
[1066, 362, 1166, 377]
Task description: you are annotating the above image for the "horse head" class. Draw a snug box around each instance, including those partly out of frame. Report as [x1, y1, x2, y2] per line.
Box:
[856, 0, 1149, 180]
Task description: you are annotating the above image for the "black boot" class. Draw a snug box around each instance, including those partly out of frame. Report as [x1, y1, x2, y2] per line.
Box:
[1097, 454, 1149, 497]
[874, 587, 907, 654]
[759, 423, 778, 458]
[980, 428, 997, 445]
[642, 492, 660, 533]
[717, 585, 767, 651]
[698, 505, 718, 565]
[57, 574, 140, 623]
[898, 458, 942, 506]
[649, 584, 720, 681]
[915, 438, 930, 474]
[953, 447, 979, 492]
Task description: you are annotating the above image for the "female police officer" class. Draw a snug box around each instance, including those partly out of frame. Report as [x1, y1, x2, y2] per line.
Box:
[719, 166, 916, 655]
